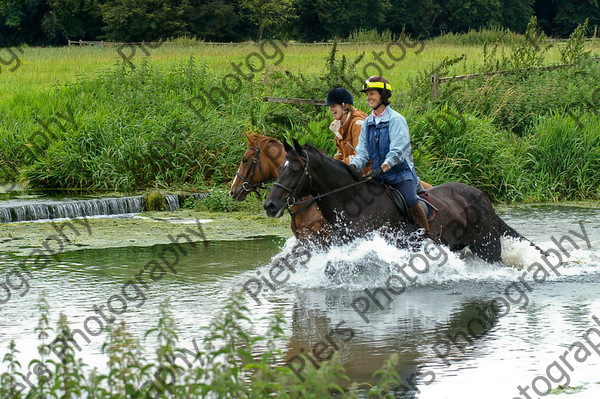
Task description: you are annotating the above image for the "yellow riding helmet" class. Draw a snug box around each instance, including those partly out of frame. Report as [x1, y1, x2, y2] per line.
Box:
[359, 76, 392, 93]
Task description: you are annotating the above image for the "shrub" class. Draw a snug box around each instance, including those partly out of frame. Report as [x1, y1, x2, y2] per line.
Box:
[347, 28, 398, 43]
[434, 27, 521, 46]
[202, 187, 240, 212]
[560, 19, 592, 65]
[1, 293, 407, 398]
[145, 191, 166, 211]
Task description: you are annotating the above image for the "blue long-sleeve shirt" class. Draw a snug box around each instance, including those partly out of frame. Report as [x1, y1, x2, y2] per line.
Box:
[350, 105, 412, 171]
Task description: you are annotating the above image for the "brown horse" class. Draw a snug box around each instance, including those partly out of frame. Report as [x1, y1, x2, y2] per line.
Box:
[230, 133, 329, 242]
[263, 140, 545, 263]
[231, 133, 433, 243]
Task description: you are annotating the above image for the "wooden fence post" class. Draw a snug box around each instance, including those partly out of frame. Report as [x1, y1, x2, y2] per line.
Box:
[431, 74, 440, 100]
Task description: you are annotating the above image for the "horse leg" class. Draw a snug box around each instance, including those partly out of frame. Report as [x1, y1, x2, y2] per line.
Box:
[469, 234, 502, 263]
[293, 202, 330, 248]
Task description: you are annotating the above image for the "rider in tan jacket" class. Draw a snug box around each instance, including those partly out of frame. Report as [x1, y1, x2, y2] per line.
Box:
[326, 87, 371, 173]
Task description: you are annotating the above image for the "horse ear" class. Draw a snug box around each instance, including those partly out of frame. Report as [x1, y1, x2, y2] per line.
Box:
[244, 132, 252, 142]
[292, 137, 302, 152]
[283, 140, 293, 153]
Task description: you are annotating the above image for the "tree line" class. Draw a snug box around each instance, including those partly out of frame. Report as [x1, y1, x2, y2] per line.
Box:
[0, 0, 599, 46]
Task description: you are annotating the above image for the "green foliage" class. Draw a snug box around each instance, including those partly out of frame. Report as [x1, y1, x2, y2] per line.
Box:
[102, 321, 147, 397]
[99, 0, 195, 41]
[146, 192, 167, 211]
[507, 16, 552, 70]
[2, 21, 600, 203]
[0, 340, 23, 399]
[453, 62, 600, 135]
[525, 111, 600, 201]
[1, 293, 409, 397]
[550, 0, 600, 38]
[47, 313, 86, 398]
[311, 0, 392, 40]
[273, 39, 365, 113]
[347, 28, 398, 43]
[46, 0, 103, 40]
[560, 19, 592, 64]
[364, 353, 404, 397]
[202, 187, 240, 212]
[13, 59, 251, 190]
[240, 0, 297, 41]
[409, 106, 527, 201]
[0, 0, 599, 45]
[434, 27, 523, 45]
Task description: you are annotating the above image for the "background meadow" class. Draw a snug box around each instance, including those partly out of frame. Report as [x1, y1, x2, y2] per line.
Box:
[1, 25, 599, 202]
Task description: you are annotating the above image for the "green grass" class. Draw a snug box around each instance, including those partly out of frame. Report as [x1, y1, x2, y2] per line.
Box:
[1, 36, 600, 202]
[5, 40, 597, 99]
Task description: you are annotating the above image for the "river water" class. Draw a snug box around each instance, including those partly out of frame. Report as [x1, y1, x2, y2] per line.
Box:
[1, 204, 599, 398]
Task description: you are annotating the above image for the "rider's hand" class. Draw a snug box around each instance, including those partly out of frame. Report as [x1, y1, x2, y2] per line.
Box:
[367, 167, 384, 179]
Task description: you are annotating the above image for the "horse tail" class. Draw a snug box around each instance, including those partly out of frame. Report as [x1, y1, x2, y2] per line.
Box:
[496, 216, 548, 256]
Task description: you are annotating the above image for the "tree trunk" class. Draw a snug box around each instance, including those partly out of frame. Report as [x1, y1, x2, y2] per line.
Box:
[257, 24, 265, 42]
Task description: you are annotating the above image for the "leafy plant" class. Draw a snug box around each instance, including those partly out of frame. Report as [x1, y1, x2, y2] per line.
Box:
[560, 19, 592, 64]
[202, 187, 240, 212]
[2, 293, 410, 397]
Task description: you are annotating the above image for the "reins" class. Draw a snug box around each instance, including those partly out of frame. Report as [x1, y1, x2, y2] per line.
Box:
[289, 178, 372, 208]
[276, 149, 374, 211]
[234, 146, 276, 196]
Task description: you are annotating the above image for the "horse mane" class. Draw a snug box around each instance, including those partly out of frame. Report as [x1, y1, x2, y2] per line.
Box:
[246, 133, 281, 148]
[300, 144, 362, 182]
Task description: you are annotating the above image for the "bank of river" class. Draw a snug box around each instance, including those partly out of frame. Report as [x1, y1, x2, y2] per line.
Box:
[0, 208, 292, 256]
[1, 200, 598, 256]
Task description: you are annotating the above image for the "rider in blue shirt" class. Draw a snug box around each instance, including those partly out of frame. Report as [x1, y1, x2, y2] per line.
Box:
[350, 76, 430, 233]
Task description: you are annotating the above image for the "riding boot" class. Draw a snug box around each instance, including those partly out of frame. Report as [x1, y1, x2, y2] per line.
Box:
[409, 204, 430, 234]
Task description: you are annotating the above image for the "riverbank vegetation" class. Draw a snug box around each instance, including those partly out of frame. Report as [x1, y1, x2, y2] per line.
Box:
[1, 20, 599, 203]
[0, 293, 405, 398]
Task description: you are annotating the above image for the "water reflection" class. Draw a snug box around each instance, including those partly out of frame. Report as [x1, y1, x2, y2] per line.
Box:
[0, 204, 599, 397]
[284, 286, 504, 393]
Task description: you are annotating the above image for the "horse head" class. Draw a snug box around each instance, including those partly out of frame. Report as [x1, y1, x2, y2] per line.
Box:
[230, 133, 285, 201]
[263, 138, 314, 218]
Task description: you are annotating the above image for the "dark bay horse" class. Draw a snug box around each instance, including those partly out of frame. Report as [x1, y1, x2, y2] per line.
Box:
[230, 133, 329, 242]
[263, 140, 542, 264]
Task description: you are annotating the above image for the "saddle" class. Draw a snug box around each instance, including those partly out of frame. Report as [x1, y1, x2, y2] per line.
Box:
[386, 186, 437, 223]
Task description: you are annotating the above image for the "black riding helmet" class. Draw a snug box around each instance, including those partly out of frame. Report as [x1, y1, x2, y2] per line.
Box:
[360, 76, 392, 106]
[325, 87, 354, 106]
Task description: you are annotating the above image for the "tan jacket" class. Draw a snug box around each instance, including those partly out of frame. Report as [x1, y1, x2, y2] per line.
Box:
[330, 109, 371, 172]
[330, 109, 367, 164]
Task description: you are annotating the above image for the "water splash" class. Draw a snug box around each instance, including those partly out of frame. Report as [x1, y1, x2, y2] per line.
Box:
[262, 232, 600, 292]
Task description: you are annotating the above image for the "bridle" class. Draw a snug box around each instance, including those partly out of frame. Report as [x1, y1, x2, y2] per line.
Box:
[272, 150, 313, 208]
[270, 148, 375, 239]
[273, 149, 372, 210]
[234, 146, 276, 198]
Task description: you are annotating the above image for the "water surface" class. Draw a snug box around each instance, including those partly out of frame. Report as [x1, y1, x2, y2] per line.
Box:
[1, 204, 599, 398]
